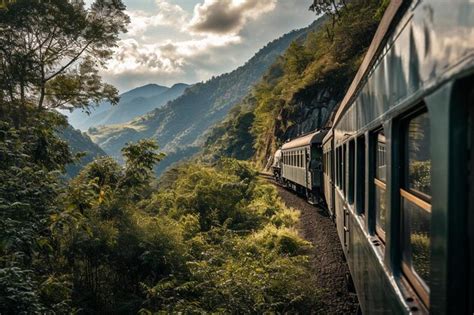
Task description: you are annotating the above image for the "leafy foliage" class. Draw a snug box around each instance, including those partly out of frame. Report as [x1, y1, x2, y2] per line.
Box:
[0, 110, 74, 314]
[139, 159, 319, 313]
[0, 0, 129, 124]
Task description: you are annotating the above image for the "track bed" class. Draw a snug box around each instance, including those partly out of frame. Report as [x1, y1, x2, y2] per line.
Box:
[263, 175, 359, 314]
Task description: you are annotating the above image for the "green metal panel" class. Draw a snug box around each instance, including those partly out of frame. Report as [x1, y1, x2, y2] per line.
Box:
[426, 79, 471, 314]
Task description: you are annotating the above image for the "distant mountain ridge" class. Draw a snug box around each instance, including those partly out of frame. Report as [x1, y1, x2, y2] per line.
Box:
[68, 83, 189, 130]
[57, 124, 107, 178]
[88, 19, 324, 174]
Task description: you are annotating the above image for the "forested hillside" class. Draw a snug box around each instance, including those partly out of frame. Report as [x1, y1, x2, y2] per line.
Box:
[202, 0, 388, 166]
[67, 83, 189, 130]
[88, 18, 326, 172]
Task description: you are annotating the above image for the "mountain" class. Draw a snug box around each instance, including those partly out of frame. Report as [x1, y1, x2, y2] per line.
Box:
[67, 83, 189, 130]
[88, 19, 325, 174]
[200, 0, 386, 168]
[58, 125, 107, 177]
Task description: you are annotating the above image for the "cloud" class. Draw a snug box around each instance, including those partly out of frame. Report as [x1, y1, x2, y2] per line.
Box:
[105, 34, 241, 78]
[97, 0, 316, 92]
[127, 0, 188, 36]
[188, 0, 277, 35]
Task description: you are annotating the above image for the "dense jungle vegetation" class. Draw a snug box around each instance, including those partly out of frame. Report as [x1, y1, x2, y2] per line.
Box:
[0, 0, 320, 313]
[202, 0, 388, 166]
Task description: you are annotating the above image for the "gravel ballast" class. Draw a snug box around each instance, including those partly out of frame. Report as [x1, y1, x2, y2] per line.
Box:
[263, 175, 360, 314]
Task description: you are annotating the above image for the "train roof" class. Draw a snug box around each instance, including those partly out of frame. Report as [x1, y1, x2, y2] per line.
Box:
[281, 130, 326, 150]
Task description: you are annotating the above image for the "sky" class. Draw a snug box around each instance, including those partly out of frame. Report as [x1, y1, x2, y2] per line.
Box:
[85, 0, 316, 93]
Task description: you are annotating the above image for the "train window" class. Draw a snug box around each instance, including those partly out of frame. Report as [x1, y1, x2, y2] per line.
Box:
[356, 135, 366, 215]
[335, 148, 339, 186]
[329, 150, 335, 182]
[374, 129, 387, 240]
[342, 144, 346, 196]
[400, 110, 431, 306]
[348, 140, 355, 204]
[337, 147, 342, 188]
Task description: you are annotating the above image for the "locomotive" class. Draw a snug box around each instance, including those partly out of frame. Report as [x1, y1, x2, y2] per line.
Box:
[273, 0, 474, 313]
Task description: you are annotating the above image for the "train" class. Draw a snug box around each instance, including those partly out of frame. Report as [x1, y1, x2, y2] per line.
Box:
[272, 0, 474, 314]
[271, 130, 327, 205]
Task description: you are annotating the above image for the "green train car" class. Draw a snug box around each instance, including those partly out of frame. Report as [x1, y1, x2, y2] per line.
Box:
[322, 0, 474, 313]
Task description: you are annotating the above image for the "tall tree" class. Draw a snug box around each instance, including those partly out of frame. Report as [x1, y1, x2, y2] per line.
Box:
[0, 0, 129, 125]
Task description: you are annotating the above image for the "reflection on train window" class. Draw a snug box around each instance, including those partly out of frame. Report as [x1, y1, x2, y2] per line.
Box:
[374, 129, 386, 240]
[356, 135, 366, 215]
[401, 110, 431, 306]
[376, 132, 386, 181]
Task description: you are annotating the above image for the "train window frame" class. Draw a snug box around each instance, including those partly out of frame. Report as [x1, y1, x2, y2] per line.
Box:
[356, 135, 366, 215]
[399, 107, 432, 307]
[348, 140, 355, 205]
[373, 127, 387, 242]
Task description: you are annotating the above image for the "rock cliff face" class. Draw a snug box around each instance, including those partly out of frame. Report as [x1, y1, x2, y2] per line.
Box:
[279, 87, 338, 141]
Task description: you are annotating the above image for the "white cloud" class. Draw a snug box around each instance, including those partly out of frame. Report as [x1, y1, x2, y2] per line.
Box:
[98, 0, 316, 92]
[188, 0, 277, 35]
[127, 1, 188, 36]
[105, 34, 241, 77]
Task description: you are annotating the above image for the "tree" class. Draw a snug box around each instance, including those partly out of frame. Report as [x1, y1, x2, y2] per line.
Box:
[0, 1, 129, 312]
[309, 0, 346, 40]
[0, 0, 129, 126]
[121, 139, 165, 194]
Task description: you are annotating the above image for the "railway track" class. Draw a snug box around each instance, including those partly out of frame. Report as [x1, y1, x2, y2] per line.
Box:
[260, 174, 359, 314]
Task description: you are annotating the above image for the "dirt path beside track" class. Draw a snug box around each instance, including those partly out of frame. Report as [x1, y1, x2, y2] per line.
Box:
[263, 175, 359, 314]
